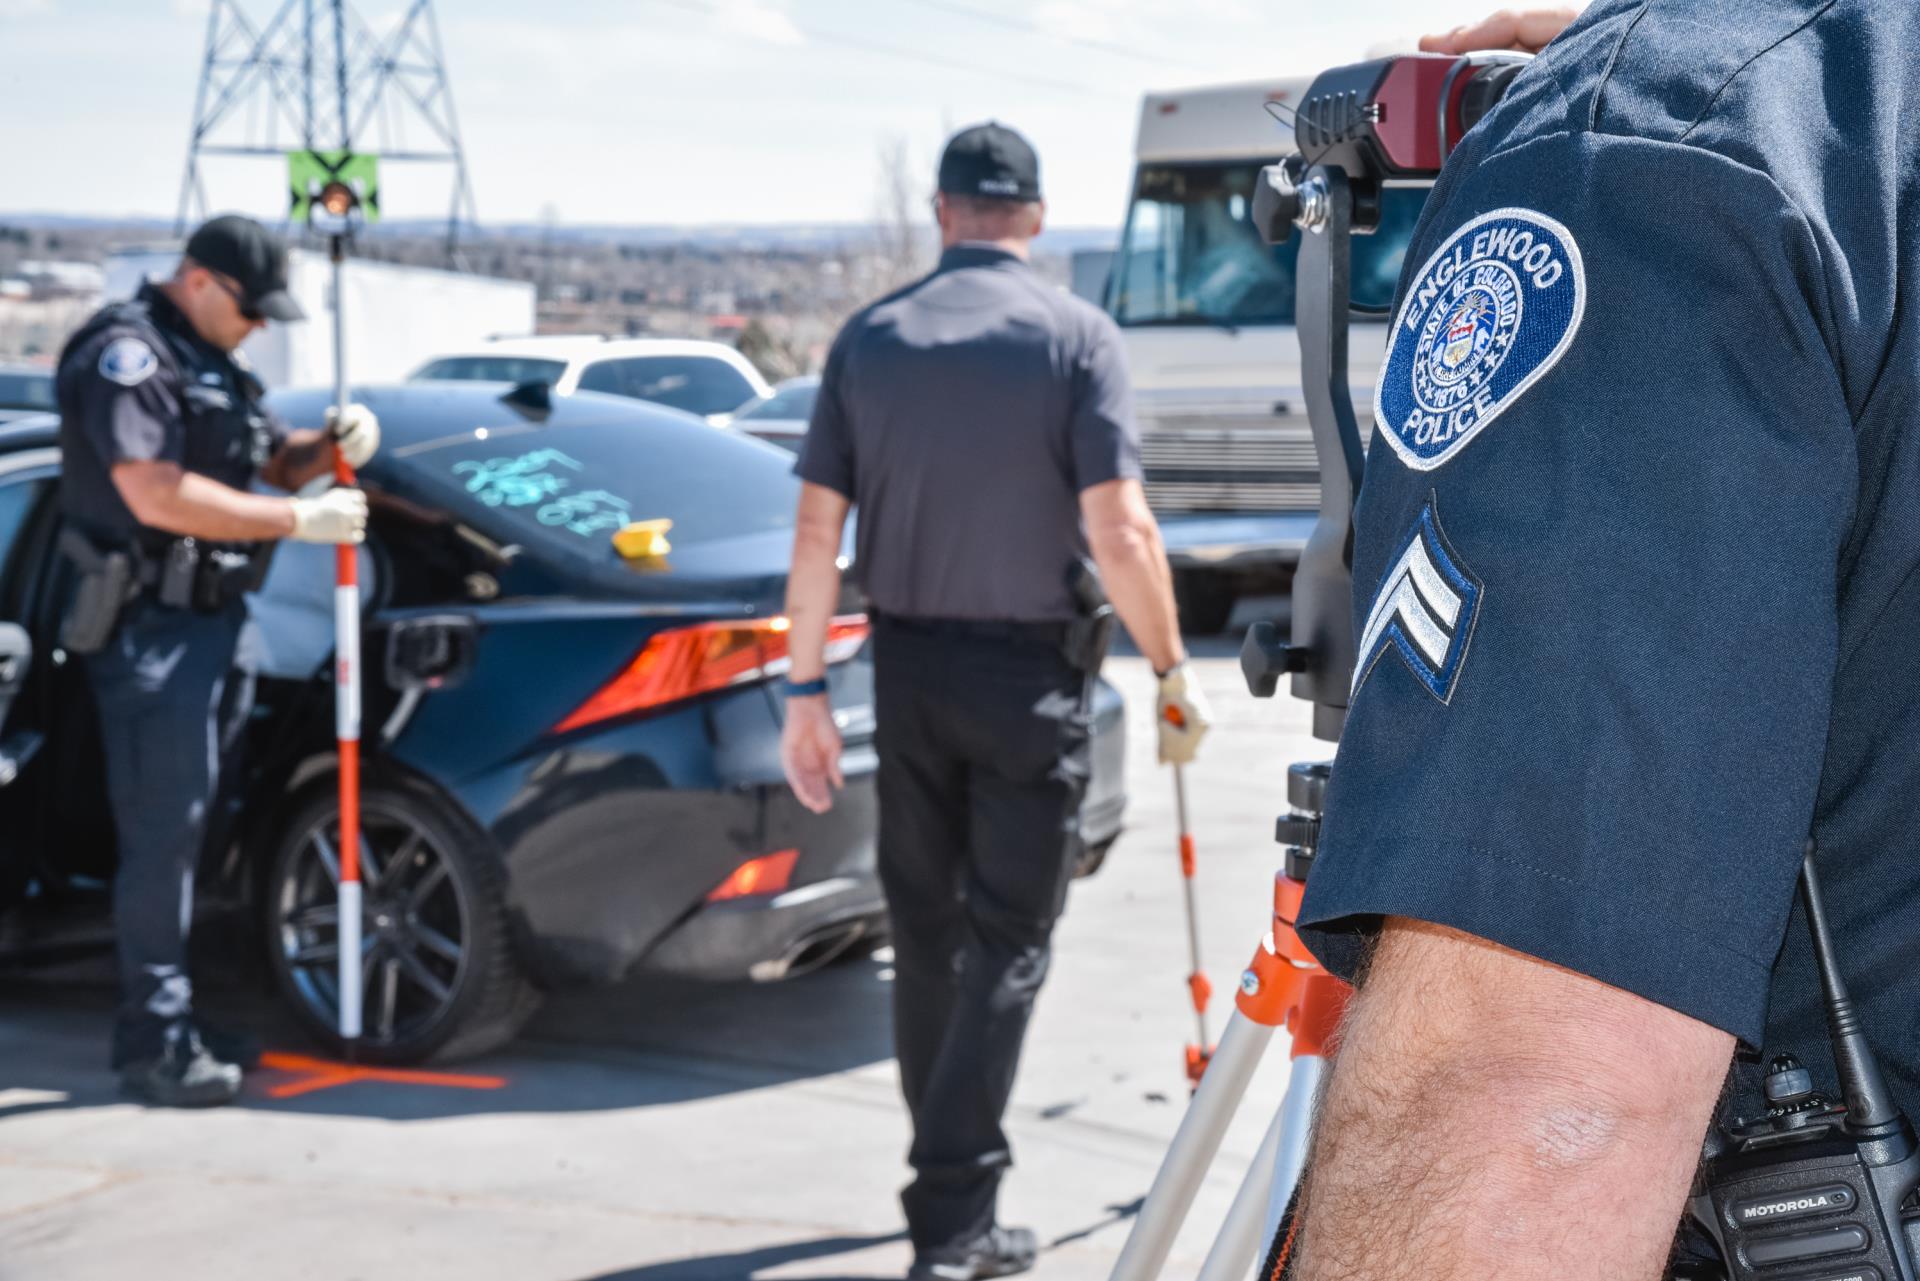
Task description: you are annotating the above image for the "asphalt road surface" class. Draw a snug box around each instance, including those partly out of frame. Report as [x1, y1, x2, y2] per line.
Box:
[0, 606, 1329, 1280]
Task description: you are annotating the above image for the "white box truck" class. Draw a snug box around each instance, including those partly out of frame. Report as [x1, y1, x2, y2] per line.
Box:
[104, 248, 536, 392]
[1106, 77, 1427, 632]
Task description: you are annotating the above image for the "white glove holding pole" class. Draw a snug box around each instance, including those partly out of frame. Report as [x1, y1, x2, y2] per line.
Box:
[289, 486, 368, 544]
[324, 403, 381, 468]
[1156, 661, 1214, 765]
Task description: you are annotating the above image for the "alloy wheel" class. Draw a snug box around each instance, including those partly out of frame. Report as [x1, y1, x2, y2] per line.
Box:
[274, 798, 473, 1046]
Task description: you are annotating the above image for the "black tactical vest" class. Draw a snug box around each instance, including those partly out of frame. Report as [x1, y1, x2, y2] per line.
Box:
[56, 287, 277, 554]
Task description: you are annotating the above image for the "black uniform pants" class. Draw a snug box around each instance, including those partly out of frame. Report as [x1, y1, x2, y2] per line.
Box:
[86, 600, 250, 1067]
[871, 616, 1094, 1252]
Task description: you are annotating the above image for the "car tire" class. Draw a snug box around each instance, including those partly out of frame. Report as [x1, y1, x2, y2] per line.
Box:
[262, 776, 541, 1065]
[1174, 571, 1238, 636]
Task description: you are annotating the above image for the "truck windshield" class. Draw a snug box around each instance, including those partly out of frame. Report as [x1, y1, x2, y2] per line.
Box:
[1108, 162, 1426, 327]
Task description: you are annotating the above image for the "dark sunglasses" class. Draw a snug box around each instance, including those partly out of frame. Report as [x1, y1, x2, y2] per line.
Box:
[206, 271, 264, 322]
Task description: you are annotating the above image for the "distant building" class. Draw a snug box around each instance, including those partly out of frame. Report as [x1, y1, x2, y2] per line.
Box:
[0, 295, 98, 361]
[19, 259, 106, 298]
[105, 249, 534, 390]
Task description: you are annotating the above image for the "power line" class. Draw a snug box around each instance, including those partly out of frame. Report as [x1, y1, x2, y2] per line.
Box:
[894, 0, 1179, 69]
[643, 0, 1127, 100]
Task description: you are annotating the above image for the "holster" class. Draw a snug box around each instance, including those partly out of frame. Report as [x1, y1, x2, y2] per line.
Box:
[156, 537, 272, 613]
[57, 528, 138, 655]
[1062, 558, 1116, 674]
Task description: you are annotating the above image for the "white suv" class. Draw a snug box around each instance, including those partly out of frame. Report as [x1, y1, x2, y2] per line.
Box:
[409, 336, 772, 424]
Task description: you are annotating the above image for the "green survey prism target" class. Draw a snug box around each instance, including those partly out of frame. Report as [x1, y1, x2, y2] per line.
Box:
[288, 150, 381, 227]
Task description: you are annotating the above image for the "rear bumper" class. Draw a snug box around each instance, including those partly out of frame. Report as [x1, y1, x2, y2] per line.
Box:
[1158, 512, 1317, 571]
[644, 869, 887, 981]
[433, 663, 881, 991]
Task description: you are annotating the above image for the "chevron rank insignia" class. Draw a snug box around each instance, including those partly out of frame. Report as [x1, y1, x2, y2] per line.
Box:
[1354, 496, 1483, 704]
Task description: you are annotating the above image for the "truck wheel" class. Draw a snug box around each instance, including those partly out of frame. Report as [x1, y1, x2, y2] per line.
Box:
[1174, 571, 1237, 636]
[263, 778, 541, 1065]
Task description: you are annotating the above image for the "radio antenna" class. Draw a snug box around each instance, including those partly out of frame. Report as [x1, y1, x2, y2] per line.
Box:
[1801, 840, 1900, 1131]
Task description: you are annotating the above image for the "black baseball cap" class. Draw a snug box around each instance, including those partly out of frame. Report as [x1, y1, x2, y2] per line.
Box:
[938, 122, 1042, 203]
[184, 214, 305, 322]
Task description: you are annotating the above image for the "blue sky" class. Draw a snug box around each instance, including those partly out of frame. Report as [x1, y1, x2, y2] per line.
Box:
[2, 0, 1521, 229]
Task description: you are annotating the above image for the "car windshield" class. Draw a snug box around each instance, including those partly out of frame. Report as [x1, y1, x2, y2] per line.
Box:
[0, 370, 55, 410]
[388, 413, 795, 563]
[1108, 162, 1426, 326]
[734, 383, 817, 422]
[410, 356, 568, 385]
[577, 355, 759, 418]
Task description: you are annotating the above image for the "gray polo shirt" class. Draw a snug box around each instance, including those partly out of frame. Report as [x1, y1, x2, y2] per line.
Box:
[795, 243, 1140, 622]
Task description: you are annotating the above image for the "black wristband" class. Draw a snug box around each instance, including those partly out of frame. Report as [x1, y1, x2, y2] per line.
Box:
[784, 676, 829, 698]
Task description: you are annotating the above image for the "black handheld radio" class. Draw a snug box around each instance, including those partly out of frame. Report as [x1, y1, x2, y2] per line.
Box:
[1254, 54, 1920, 1281]
[1685, 849, 1920, 1281]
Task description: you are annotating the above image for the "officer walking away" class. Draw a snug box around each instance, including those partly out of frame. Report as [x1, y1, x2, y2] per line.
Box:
[55, 215, 376, 1107]
[779, 123, 1212, 1281]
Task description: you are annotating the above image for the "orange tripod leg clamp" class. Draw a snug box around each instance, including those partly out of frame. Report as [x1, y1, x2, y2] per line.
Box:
[1234, 872, 1352, 1058]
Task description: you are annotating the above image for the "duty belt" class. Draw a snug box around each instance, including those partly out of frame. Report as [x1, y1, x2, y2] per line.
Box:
[871, 612, 1072, 647]
[61, 528, 268, 613]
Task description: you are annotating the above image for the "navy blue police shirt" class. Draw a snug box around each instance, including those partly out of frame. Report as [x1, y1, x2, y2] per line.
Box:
[1298, 0, 1920, 1123]
[56, 282, 286, 552]
[795, 244, 1141, 621]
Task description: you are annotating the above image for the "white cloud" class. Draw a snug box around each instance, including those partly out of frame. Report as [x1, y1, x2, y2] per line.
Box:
[0, 0, 53, 18]
[711, 0, 803, 47]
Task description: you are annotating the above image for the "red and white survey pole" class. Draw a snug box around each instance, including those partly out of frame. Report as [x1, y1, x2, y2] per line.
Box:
[290, 143, 379, 1052]
[327, 228, 363, 1050]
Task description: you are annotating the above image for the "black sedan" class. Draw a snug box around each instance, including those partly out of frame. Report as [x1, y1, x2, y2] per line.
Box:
[0, 384, 1126, 1063]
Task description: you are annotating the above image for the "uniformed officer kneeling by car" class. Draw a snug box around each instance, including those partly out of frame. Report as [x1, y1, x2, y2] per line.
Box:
[55, 214, 378, 1108]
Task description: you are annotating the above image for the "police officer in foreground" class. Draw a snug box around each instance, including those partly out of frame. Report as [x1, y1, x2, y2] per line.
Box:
[1268, 3, 1920, 1279]
[779, 123, 1212, 1281]
[56, 215, 377, 1107]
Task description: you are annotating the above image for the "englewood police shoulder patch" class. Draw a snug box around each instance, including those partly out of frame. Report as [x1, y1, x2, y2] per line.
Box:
[1354, 494, 1483, 704]
[98, 336, 159, 388]
[1375, 207, 1584, 471]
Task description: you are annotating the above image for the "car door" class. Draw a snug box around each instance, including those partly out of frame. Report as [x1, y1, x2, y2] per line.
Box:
[0, 447, 98, 905]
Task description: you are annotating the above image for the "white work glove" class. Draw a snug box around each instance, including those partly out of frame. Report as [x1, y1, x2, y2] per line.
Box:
[324, 403, 381, 469]
[289, 486, 368, 544]
[1156, 661, 1213, 766]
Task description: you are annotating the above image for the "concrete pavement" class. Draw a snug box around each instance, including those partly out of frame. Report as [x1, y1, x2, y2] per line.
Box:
[0, 623, 1330, 1281]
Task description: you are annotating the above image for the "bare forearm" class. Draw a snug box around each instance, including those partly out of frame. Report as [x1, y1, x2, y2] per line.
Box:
[785, 485, 850, 682]
[1090, 519, 1182, 673]
[1292, 920, 1732, 1281]
[114, 463, 296, 542]
[260, 428, 334, 492]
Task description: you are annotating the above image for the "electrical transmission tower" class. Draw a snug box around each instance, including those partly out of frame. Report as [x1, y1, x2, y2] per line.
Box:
[176, 0, 479, 259]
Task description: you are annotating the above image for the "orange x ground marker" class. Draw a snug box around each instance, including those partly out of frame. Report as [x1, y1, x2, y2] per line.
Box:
[257, 1052, 509, 1100]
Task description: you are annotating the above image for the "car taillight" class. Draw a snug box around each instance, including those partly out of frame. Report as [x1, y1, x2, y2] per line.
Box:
[553, 613, 869, 734]
[707, 848, 799, 902]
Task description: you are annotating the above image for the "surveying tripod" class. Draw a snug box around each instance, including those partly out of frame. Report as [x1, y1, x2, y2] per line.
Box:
[1105, 156, 1368, 1281]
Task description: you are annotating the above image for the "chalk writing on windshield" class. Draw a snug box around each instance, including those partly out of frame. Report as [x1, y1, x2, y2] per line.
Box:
[450, 449, 632, 539]
[539, 489, 633, 537]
